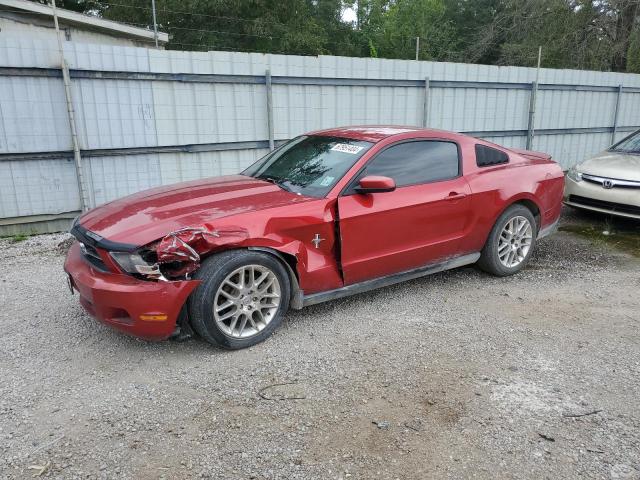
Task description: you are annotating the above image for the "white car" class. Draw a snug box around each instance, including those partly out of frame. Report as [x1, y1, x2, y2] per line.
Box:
[564, 130, 640, 219]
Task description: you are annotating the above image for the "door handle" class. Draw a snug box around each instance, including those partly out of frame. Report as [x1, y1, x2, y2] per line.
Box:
[445, 191, 467, 200]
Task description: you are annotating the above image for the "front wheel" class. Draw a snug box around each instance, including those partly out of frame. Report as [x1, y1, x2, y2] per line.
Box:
[477, 205, 537, 276]
[188, 250, 291, 349]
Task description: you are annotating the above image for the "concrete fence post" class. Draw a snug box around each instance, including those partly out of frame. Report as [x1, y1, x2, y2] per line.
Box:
[52, 0, 90, 211]
[265, 69, 275, 151]
[611, 84, 622, 145]
[151, 0, 159, 48]
[526, 81, 538, 150]
[422, 76, 430, 128]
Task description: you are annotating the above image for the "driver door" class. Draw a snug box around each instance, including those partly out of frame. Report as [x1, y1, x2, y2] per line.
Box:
[337, 140, 471, 285]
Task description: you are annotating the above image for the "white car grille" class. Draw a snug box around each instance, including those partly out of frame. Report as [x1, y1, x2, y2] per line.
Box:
[581, 173, 640, 189]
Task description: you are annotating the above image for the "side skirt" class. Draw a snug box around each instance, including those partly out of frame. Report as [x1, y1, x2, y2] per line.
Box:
[302, 252, 481, 308]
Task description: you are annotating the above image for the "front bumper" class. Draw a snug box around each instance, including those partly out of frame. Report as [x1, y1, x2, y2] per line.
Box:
[64, 242, 200, 340]
[564, 176, 640, 219]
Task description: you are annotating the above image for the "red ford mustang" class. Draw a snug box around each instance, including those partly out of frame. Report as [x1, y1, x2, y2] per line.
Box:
[64, 126, 564, 349]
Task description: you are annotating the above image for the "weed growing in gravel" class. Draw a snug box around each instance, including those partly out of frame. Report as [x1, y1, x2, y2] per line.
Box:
[9, 234, 29, 243]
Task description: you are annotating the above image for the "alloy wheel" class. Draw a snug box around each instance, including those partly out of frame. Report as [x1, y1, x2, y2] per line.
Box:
[498, 215, 533, 268]
[213, 265, 281, 338]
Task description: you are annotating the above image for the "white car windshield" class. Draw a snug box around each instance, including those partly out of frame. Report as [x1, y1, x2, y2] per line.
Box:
[612, 130, 640, 154]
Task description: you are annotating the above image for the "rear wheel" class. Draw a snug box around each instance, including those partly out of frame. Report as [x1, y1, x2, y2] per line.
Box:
[188, 250, 290, 349]
[477, 204, 537, 276]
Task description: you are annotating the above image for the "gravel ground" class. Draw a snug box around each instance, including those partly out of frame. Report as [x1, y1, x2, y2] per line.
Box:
[1, 207, 639, 479]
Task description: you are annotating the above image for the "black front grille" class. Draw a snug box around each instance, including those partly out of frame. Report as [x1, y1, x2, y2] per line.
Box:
[70, 225, 110, 272]
[81, 242, 100, 259]
[79, 242, 109, 271]
[569, 195, 640, 216]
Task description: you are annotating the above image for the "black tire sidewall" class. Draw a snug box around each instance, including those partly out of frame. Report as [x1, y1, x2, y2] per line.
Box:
[479, 205, 537, 276]
[188, 250, 291, 349]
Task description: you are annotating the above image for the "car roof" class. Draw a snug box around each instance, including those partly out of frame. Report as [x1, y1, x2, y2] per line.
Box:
[308, 125, 465, 143]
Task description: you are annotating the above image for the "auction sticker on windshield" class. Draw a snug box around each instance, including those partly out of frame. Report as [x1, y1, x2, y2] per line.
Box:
[319, 176, 335, 186]
[331, 144, 364, 154]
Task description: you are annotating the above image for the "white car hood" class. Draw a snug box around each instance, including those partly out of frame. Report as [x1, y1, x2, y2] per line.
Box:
[579, 151, 640, 182]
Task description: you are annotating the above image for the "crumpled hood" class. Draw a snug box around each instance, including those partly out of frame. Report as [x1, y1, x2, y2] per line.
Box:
[578, 151, 640, 182]
[78, 175, 312, 247]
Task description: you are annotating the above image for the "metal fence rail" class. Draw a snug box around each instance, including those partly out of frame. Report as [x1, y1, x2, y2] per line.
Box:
[0, 40, 639, 234]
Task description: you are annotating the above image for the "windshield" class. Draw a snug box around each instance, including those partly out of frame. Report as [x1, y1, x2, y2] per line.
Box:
[611, 130, 640, 154]
[242, 135, 373, 197]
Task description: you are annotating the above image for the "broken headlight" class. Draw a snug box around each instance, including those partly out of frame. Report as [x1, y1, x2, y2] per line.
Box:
[109, 251, 161, 278]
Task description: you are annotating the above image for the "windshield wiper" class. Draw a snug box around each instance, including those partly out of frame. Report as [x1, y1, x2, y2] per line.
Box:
[257, 175, 293, 192]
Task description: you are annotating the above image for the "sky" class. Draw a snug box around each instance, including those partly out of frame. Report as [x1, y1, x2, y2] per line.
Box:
[342, 6, 357, 23]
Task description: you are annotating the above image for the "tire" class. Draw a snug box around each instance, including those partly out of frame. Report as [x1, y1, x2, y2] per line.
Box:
[477, 204, 537, 276]
[188, 250, 291, 349]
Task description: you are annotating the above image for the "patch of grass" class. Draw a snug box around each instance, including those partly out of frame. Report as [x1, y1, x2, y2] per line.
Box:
[560, 223, 640, 258]
[0, 233, 31, 243]
[9, 234, 29, 243]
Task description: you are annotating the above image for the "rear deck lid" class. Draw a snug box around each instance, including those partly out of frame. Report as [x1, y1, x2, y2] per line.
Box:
[509, 148, 552, 161]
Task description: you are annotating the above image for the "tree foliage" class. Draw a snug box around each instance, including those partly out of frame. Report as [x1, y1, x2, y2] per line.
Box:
[29, 0, 640, 72]
[355, 0, 458, 60]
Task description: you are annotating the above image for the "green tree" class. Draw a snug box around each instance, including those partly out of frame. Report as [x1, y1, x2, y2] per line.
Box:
[443, 0, 505, 63]
[98, 0, 352, 55]
[628, 28, 640, 72]
[25, 0, 640, 73]
[30, 0, 103, 12]
[608, 0, 640, 71]
[448, 0, 636, 71]
[356, 0, 457, 60]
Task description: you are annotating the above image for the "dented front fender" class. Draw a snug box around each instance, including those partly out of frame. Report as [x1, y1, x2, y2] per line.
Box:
[151, 199, 343, 295]
[155, 225, 249, 277]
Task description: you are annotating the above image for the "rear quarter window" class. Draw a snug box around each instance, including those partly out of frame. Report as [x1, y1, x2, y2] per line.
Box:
[475, 144, 509, 167]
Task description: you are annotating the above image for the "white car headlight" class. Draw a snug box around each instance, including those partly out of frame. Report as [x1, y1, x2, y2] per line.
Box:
[567, 167, 583, 183]
[110, 251, 158, 276]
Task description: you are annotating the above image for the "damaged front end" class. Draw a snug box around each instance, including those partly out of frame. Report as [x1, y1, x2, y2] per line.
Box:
[110, 225, 249, 281]
[68, 222, 250, 341]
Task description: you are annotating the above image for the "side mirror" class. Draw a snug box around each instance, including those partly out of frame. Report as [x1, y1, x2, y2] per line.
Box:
[355, 175, 396, 194]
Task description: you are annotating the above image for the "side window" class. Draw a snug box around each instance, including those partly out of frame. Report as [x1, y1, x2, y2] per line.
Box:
[361, 140, 460, 188]
[475, 144, 509, 167]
